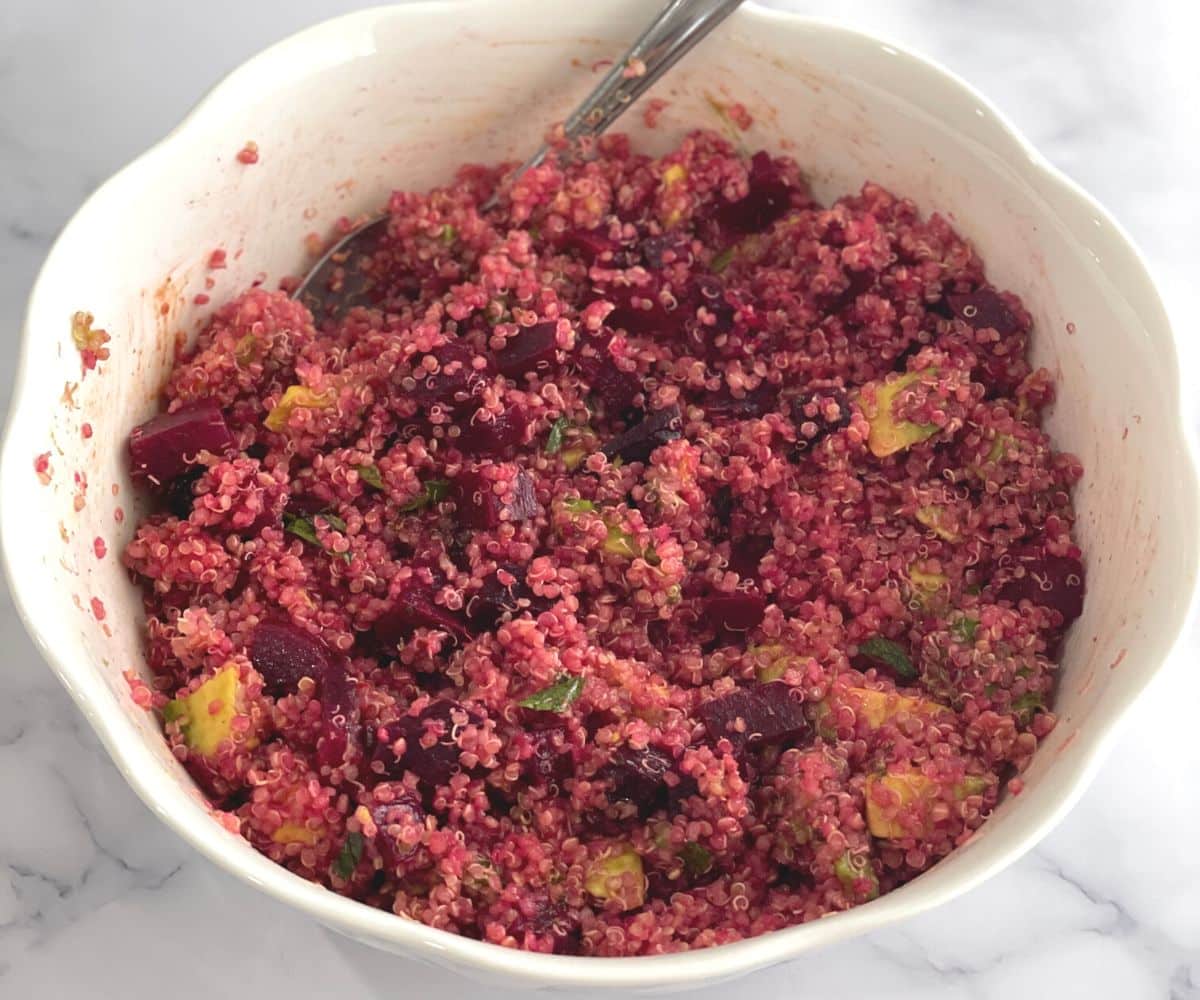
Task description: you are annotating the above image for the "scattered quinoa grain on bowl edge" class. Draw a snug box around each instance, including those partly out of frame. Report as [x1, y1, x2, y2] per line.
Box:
[123, 129, 1084, 955]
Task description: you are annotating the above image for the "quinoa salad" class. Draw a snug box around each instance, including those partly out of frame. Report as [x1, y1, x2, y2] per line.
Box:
[123, 130, 1085, 955]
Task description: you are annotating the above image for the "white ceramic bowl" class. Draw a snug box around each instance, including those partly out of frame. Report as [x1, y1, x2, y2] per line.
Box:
[2, 1, 1196, 990]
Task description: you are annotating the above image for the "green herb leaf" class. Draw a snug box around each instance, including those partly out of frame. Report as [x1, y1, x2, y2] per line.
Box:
[950, 616, 980, 644]
[857, 636, 917, 680]
[545, 416, 569, 455]
[711, 247, 735, 273]
[518, 674, 585, 713]
[679, 841, 713, 878]
[439, 223, 457, 244]
[283, 512, 320, 545]
[333, 831, 364, 879]
[162, 700, 186, 724]
[1010, 691, 1045, 724]
[563, 498, 596, 514]
[356, 464, 385, 490]
[321, 512, 348, 533]
[401, 479, 451, 512]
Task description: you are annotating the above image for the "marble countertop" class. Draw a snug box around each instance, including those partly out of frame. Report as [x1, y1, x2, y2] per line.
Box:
[2, 1, 1198, 996]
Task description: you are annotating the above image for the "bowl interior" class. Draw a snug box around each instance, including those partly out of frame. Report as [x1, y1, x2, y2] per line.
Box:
[2, 0, 1194, 988]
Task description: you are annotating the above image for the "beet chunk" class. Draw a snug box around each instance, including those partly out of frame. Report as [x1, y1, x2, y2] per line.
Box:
[163, 467, 205, 519]
[508, 470, 538, 521]
[496, 321, 559, 378]
[524, 727, 575, 787]
[409, 343, 494, 408]
[371, 700, 477, 787]
[563, 228, 617, 264]
[716, 151, 792, 233]
[248, 620, 332, 696]
[601, 404, 682, 464]
[466, 564, 547, 628]
[578, 353, 641, 417]
[599, 746, 674, 809]
[947, 289, 1020, 337]
[701, 383, 777, 422]
[998, 546, 1086, 627]
[451, 468, 503, 530]
[705, 592, 766, 632]
[790, 388, 852, 453]
[511, 893, 582, 955]
[374, 588, 472, 646]
[728, 536, 773, 581]
[698, 681, 808, 755]
[371, 794, 426, 868]
[129, 403, 234, 482]
[316, 656, 360, 768]
[457, 404, 529, 457]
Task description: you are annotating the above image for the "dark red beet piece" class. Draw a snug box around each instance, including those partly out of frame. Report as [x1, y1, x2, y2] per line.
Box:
[457, 404, 529, 457]
[705, 592, 766, 632]
[716, 151, 792, 234]
[701, 383, 777, 422]
[728, 536, 773, 580]
[598, 746, 673, 810]
[408, 343, 494, 409]
[698, 681, 808, 755]
[371, 794, 426, 868]
[496, 322, 559, 378]
[601, 404, 682, 464]
[578, 353, 641, 416]
[466, 564, 547, 627]
[451, 468, 503, 530]
[947, 289, 1020, 337]
[511, 894, 582, 955]
[641, 233, 694, 270]
[524, 727, 575, 786]
[998, 547, 1085, 627]
[563, 228, 617, 264]
[316, 657, 360, 768]
[371, 700, 476, 786]
[508, 470, 538, 521]
[129, 403, 234, 483]
[374, 588, 472, 646]
[164, 467, 204, 519]
[790, 388, 852, 453]
[248, 621, 332, 696]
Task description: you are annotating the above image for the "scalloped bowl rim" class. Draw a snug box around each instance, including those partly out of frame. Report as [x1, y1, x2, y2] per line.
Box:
[2, 2, 1197, 990]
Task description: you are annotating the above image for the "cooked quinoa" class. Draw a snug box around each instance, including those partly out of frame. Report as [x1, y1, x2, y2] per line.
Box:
[124, 130, 1085, 955]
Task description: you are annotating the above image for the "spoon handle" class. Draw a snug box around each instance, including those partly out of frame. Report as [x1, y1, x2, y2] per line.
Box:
[514, 0, 744, 176]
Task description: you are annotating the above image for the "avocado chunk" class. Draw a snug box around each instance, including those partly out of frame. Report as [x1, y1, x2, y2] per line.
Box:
[273, 822, 320, 846]
[163, 665, 243, 758]
[866, 770, 936, 839]
[915, 504, 961, 542]
[907, 562, 949, 608]
[833, 850, 879, 902]
[585, 845, 646, 910]
[863, 369, 939, 457]
[846, 687, 946, 730]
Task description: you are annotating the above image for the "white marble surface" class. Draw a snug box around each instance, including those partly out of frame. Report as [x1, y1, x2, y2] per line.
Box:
[2, 1, 1199, 996]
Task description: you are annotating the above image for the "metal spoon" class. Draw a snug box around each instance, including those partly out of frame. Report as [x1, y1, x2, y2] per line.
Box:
[294, 0, 744, 323]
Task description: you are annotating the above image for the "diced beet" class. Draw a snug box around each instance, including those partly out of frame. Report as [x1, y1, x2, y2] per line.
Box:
[641, 233, 694, 270]
[129, 403, 234, 483]
[947, 289, 1020, 337]
[998, 547, 1085, 627]
[408, 343, 494, 409]
[601, 404, 682, 464]
[508, 470, 538, 521]
[370, 700, 476, 787]
[374, 588, 472, 646]
[316, 656, 360, 768]
[578, 353, 641, 416]
[716, 151, 792, 234]
[820, 267, 877, 315]
[701, 383, 777, 422]
[370, 794, 426, 868]
[712, 484, 734, 529]
[496, 322, 559, 379]
[248, 620, 332, 696]
[598, 746, 673, 810]
[665, 770, 700, 812]
[563, 228, 618, 264]
[705, 592, 766, 632]
[164, 467, 204, 519]
[790, 388, 852, 453]
[698, 681, 808, 754]
[604, 275, 670, 335]
[524, 727, 575, 786]
[457, 404, 529, 457]
[511, 893, 581, 955]
[466, 564, 545, 627]
[728, 536, 772, 580]
[451, 468, 503, 530]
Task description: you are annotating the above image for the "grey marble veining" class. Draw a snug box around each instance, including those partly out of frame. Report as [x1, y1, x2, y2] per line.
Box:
[1, 1, 1198, 996]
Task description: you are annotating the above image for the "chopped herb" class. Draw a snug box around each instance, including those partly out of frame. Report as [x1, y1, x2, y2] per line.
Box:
[679, 841, 713, 878]
[604, 524, 641, 560]
[333, 831, 364, 879]
[858, 636, 917, 680]
[518, 674, 585, 713]
[321, 512, 347, 533]
[951, 616, 980, 644]
[401, 479, 450, 512]
[711, 247, 735, 273]
[356, 464, 385, 490]
[162, 700, 186, 724]
[562, 446, 588, 471]
[439, 223, 457, 244]
[563, 497, 596, 514]
[545, 416, 569, 455]
[1011, 691, 1045, 724]
[283, 511, 320, 545]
